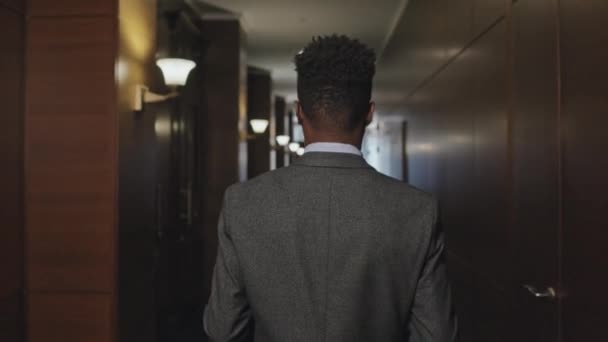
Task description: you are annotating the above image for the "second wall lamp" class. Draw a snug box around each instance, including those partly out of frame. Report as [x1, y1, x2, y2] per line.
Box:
[241, 118, 270, 141]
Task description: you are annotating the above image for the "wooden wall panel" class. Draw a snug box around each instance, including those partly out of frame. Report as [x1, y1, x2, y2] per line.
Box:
[28, 0, 114, 17]
[25, 15, 116, 293]
[374, 0, 458, 109]
[404, 22, 510, 280]
[26, 17, 115, 117]
[0, 294, 23, 342]
[24, 1, 118, 340]
[0, 0, 24, 12]
[421, 22, 513, 341]
[0, 5, 23, 299]
[199, 19, 245, 300]
[247, 68, 271, 178]
[473, 0, 506, 35]
[116, 1, 158, 340]
[397, 14, 514, 339]
[28, 294, 113, 342]
[376, 0, 608, 339]
[439, 0, 474, 59]
[433, 51, 476, 262]
[0, 6, 24, 342]
[468, 23, 510, 285]
[385, 0, 553, 339]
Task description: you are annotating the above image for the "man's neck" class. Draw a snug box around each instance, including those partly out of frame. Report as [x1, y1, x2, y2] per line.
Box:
[304, 142, 362, 156]
[304, 133, 363, 149]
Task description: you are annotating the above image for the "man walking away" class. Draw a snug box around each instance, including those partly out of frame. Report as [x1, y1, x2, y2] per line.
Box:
[204, 35, 458, 342]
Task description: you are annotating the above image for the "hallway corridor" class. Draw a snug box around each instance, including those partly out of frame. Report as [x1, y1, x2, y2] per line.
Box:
[1, 0, 607, 341]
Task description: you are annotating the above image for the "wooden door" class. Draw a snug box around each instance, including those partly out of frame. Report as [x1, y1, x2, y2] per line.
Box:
[560, 0, 608, 340]
[510, 0, 561, 341]
[154, 62, 207, 342]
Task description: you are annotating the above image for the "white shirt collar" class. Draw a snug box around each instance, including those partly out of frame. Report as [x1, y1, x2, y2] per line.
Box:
[303, 142, 362, 156]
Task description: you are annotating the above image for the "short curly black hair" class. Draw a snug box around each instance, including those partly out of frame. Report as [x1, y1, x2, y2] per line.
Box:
[295, 35, 376, 131]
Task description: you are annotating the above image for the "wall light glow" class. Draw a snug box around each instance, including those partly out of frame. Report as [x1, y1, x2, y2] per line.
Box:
[156, 58, 196, 86]
[155, 117, 171, 137]
[249, 119, 269, 134]
[288, 142, 300, 153]
[276, 135, 290, 147]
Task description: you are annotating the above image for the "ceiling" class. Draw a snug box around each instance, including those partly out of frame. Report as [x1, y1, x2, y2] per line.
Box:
[196, 0, 409, 102]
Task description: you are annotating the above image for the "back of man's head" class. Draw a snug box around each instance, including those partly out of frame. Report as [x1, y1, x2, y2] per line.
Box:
[295, 35, 376, 133]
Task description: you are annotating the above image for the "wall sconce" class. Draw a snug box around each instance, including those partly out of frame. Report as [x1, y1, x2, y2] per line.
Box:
[156, 11, 197, 87]
[276, 135, 290, 147]
[156, 58, 196, 86]
[134, 85, 178, 112]
[288, 142, 301, 153]
[249, 119, 269, 134]
[240, 118, 270, 141]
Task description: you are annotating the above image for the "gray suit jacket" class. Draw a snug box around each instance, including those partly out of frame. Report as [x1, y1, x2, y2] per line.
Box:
[204, 152, 457, 342]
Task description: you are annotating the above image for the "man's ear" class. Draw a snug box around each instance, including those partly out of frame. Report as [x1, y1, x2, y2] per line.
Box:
[295, 100, 305, 123]
[365, 102, 375, 126]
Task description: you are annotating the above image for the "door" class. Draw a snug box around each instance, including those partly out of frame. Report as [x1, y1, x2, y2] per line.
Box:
[510, 0, 561, 341]
[154, 68, 206, 342]
[560, 0, 608, 340]
[512, 0, 608, 339]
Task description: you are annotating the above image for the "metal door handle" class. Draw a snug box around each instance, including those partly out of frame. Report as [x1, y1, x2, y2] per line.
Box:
[523, 285, 557, 299]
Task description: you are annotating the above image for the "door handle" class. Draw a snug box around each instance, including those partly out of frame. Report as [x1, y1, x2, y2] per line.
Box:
[523, 284, 557, 299]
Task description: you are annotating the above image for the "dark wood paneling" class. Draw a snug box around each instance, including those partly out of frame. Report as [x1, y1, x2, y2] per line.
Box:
[439, 0, 474, 59]
[375, 0, 455, 106]
[402, 92, 430, 191]
[199, 19, 244, 299]
[0, 6, 23, 299]
[117, 75, 159, 342]
[116, 1, 159, 339]
[28, 294, 113, 342]
[0, 294, 23, 342]
[473, 0, 506, 35]
[26, 17, 116, 117]
[560, 0, 608, 340]
[407, 21, 510, 283]
[381, 0, 608, 340]
[376, 0, 506, 114]
[247, 68, 271, 178]
[446, 254, 475, 342]
[25, 15, 116, 292]
[450, 23, 512, 341]
[510, 0, 560, 340]
[469, 23, 510, 285]
[28, 0, 115, 17]
[0, 7, 25, 342]
[399, 7, 520, 340]
[0, 0, 24, 12]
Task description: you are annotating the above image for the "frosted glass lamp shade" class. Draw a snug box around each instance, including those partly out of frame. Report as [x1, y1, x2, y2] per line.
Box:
[296, 147, 305, 156]
[249, 119, 269, 134]
[288, 142, 301, 153]
[276, 135, 290, 147]
[156, 58, 196, 86]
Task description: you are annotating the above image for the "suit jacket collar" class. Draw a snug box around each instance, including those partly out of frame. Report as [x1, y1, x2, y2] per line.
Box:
[292, 152, 372, 169]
